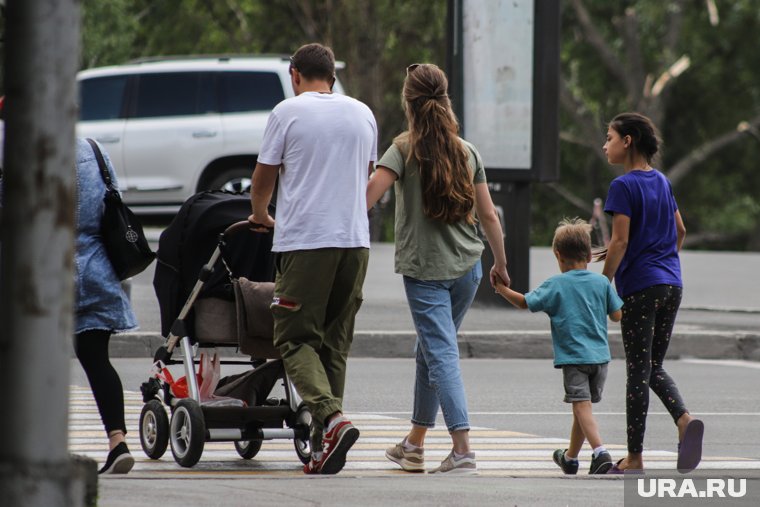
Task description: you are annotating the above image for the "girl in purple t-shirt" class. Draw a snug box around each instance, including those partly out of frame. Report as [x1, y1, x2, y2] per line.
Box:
[600, 112, 703, 474]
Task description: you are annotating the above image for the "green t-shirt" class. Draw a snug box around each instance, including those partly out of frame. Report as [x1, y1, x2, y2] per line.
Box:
[377, 137, 486, 280]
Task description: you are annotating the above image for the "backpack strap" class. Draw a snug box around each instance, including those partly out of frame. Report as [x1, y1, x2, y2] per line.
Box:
[85, 138, 115, 190]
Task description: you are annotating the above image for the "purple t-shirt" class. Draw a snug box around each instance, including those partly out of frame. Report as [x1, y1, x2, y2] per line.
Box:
[604, 169, 682, 297]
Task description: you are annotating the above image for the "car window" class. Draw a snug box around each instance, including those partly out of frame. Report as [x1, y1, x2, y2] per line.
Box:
[133, 72, 215, 118]
[220, 72, 285, 113]
[79, 76, 128, 121]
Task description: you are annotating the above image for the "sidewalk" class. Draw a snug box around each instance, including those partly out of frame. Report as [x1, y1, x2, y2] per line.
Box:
[114, 240, 760, 360]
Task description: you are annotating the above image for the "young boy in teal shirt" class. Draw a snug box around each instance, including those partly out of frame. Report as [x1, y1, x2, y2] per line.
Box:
[495, 218, 623, 474]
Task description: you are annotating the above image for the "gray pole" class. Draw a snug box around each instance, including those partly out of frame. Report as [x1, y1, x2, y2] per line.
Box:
[0, 0, 81, 505]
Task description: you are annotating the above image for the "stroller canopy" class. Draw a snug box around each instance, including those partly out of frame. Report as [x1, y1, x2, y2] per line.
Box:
[153, 190, 275, 337]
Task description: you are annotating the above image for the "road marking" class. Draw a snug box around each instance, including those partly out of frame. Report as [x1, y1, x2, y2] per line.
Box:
[70, 386, 760, 477]
[682, 359, 760, 369]
[356, 411, 760, 417]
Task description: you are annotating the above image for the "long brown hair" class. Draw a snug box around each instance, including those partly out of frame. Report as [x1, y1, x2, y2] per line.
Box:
[398, 63, 475, 224]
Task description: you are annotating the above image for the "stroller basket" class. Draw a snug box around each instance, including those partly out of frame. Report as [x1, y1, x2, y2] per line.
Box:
[194, 277, 279, 358]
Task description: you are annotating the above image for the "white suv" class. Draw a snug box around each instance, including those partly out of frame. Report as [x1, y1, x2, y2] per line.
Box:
[75, 55, 343, 213]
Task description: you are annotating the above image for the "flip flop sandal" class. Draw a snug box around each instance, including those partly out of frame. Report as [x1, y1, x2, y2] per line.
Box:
[607, 458, 644, 475]
[677, 419, 704, 473]
[607, 458, 626, 475]
[607, 458, 645, 475]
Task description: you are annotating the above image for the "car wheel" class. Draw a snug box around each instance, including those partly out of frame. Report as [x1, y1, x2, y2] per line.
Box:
[208, 168, 252, 194]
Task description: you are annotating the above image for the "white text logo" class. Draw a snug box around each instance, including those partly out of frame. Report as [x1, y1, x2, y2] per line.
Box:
[637, 478, 747, 498]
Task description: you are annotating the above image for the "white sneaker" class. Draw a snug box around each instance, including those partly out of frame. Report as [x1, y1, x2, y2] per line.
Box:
[429, 450, 477, 476]
[385, 438, 425, 472]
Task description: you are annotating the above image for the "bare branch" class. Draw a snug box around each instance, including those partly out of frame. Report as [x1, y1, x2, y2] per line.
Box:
[225, 0, 251, 46]
[667, 113, 760, 186]
[559, 76, 616, 171]
[285, 0, 320, 40]
[616, 7, 646, 107]
[651, 55, 690, 97]
[663, 0, 687, 59]
[559, 131, 597, 148]
[705, 0, 720, 27]
[569, 0, 629, 92]
[545, 182, 594, 215]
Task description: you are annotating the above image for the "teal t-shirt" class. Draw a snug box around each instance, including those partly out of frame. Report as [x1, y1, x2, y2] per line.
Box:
[376, 137, 486, 280]
[525, 270, 623, 367]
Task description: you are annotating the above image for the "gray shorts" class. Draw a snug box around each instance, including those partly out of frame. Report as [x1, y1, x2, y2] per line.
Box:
[562, 363, 608, 403]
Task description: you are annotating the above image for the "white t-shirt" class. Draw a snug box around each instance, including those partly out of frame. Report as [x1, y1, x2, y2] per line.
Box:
[257, 92, 377, 252]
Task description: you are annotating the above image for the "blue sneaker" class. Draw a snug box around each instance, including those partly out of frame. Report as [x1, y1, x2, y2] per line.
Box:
[553, 449, 579, 475]
[589, 451, 613, 474]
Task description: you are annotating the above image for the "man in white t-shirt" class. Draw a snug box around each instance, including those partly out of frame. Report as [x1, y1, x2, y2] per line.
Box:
[249, 43, 377, 475]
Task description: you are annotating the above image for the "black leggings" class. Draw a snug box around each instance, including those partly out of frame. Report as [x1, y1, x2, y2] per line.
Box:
[74, 329, 127, 435]
[621, 284, 687, 453]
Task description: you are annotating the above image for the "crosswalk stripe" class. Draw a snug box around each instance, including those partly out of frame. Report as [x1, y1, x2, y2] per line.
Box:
[69, 386, 760, 476]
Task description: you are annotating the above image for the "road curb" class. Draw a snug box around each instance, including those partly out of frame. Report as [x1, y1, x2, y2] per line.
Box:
[106, 330, 760, 361]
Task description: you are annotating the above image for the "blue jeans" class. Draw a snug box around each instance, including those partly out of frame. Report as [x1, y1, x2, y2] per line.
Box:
[403, 261, 482, 432]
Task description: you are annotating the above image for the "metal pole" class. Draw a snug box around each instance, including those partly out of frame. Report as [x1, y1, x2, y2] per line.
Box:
[0, 0, 81, 505]
[446, 0, 464, 132]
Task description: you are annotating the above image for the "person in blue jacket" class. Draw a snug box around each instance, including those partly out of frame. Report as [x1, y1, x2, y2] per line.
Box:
[1, 138, 137, 473]
[73, 138, 138, 474]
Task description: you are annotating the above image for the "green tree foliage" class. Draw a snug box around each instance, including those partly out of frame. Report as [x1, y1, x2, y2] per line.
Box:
[81, 0, 447, 149]
[71, 0, 760, 249]
[77, 0, 448, 241]
[542, 0, 760, 250]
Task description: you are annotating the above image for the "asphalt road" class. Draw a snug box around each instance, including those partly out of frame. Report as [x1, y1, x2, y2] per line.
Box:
[119, 236, 760, 362]
[129, 237, 760, 338]
[71, 357, 760, 506]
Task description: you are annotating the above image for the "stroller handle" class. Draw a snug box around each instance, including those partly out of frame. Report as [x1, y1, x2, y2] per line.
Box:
[225, 220, 271, 236]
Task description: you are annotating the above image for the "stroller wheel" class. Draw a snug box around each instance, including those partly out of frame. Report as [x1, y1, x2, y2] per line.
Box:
[293, 402, 312, 465]
[234, 439, 262, 459]
[140, 400, 169, 459]
[169, 399, 205, 467]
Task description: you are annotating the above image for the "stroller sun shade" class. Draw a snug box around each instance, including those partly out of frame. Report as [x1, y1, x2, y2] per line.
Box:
[153, 190, 275, 337]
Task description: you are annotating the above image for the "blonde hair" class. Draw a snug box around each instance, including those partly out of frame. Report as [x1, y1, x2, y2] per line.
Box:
[552, 218, 593, 262]
[397, 63, 475, 224]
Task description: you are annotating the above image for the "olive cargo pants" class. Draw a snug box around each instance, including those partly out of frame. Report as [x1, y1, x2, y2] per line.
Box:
[271, 247, 369, 431]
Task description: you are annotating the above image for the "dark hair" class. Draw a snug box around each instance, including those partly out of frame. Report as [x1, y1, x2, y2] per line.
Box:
[398, 63, 475, 225]
[609, 112, 660, 164]
[552, 218, 592, 262]
[290, 43, 335, 82]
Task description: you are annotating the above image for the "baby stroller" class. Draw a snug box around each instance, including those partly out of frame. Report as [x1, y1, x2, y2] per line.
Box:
[139, 190, 311, 468]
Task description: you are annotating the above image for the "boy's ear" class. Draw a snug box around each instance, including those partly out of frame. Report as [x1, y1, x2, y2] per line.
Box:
[586, 251, 592, 263]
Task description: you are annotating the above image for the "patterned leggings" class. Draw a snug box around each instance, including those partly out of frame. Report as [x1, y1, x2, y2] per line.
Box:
[621, 284, 688, 454]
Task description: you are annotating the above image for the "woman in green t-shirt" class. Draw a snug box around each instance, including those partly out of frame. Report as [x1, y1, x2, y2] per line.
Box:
[367, 63, 509, 475]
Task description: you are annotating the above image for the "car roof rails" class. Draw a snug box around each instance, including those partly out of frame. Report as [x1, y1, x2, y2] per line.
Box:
[127, 54, 292, 65]
[126, 54, 345, 69]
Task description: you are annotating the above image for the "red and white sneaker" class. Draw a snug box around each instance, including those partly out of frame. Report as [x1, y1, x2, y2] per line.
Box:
[303, 455, 321, 474]
[319, 418, 360, 475]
